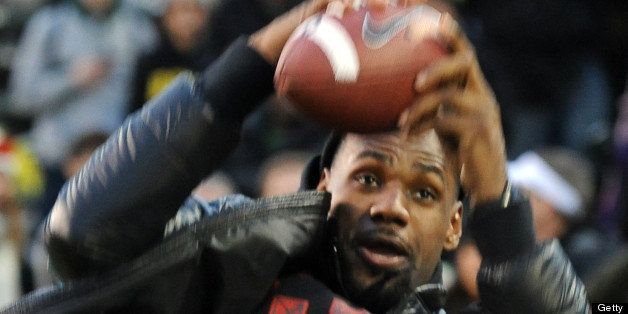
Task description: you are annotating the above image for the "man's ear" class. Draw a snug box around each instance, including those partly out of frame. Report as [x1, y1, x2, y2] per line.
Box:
[316, 168, 331, 192]
[443, 200, 463, 251]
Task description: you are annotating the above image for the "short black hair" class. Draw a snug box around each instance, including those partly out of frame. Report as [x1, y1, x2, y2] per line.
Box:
[318, 131, 464, 201]
[319, 131, 345, 173]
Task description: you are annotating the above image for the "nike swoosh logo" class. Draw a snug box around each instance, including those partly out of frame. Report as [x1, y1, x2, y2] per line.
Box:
[362, 5, 441, 49]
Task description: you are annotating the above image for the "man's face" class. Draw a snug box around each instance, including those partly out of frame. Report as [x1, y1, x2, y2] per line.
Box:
[163, 0, 210, 52]
[317, 129, 462, 312]
[80, 0, 114, 17]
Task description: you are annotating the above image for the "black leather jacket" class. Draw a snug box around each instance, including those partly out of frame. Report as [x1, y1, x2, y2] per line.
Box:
[2, 38, 589, 314]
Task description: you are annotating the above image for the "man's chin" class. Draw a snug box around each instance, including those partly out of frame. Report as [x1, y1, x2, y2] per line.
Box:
[343, 268, 413, 313]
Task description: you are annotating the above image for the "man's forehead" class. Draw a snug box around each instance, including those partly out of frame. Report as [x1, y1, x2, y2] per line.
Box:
[342, 129, 445, 159]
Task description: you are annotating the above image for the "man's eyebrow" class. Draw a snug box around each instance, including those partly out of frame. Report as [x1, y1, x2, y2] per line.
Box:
[413, 162, 445, 181]
[355, 150, 392, 165]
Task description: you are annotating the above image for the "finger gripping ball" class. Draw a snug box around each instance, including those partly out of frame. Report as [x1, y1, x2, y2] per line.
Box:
[274, 4, 449, 133]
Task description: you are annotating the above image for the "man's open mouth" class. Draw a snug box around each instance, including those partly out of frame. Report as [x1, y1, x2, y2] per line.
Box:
[357, 236, 409, 270]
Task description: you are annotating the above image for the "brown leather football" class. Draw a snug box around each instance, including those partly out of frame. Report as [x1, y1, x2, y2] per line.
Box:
[274, 3, 448, 132]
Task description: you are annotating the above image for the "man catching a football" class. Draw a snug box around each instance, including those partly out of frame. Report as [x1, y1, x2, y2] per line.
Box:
[4, 0, 589, 313]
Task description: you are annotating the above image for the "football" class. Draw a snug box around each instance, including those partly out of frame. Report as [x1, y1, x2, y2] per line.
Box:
[274, 3, 448, 132]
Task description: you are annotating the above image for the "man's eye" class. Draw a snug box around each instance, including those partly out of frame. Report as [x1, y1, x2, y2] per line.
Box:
[412, 189, 436, 202]
[356, 173, 381, 188]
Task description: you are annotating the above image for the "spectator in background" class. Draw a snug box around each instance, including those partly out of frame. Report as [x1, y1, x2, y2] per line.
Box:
[598, 81, 628, 242]
[0, 0, 53, 135]
[7, 0, 156, 219]
[192, 171, 237, 201]
[0, 127, 43, 211]
[0, 171, 22, 308]
[451, 147, 614, 310]
[507, 148, 614, 276]
[258, 150, 312, 197]
[130, 0, 217, 112]
[0, 126, 43, 306]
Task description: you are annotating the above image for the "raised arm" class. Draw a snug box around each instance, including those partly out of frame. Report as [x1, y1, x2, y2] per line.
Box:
[399, 15, 589, 313]
[45, 38, 273, 278]
[44, 0, 337, 279]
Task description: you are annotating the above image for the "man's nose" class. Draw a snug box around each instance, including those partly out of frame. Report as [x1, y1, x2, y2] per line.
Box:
[369, 184, 410, 225]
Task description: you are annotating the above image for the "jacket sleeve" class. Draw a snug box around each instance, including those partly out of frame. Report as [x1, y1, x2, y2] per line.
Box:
[45, 37, 275, 279]
[469, 195, 590, 314]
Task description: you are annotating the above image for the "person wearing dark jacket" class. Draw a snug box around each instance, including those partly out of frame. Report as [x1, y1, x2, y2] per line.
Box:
[130, 0, 218, 113]
[2, 0, 588, 313]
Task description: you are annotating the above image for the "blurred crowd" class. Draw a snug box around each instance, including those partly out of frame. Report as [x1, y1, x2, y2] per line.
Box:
[0, 0, 626, 309]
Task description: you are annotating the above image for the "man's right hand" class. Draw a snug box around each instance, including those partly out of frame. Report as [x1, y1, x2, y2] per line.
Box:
[249, 0, 426, 65]
[248, 0, 430, 66]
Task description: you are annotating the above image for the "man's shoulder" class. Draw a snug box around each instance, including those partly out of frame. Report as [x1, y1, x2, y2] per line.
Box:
[163, 191, 330, 238]
[164, 194, 254, 237]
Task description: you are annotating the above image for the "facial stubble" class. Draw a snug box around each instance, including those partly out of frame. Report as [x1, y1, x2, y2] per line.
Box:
[331, 204, 418, 313]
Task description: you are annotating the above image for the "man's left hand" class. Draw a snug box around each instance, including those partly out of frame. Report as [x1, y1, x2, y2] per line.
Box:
[398, 14, 507, 207]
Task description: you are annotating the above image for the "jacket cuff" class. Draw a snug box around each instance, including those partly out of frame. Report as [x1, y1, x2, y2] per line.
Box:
[469, 196, 536, 263]
[200, 36, 275, 122]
